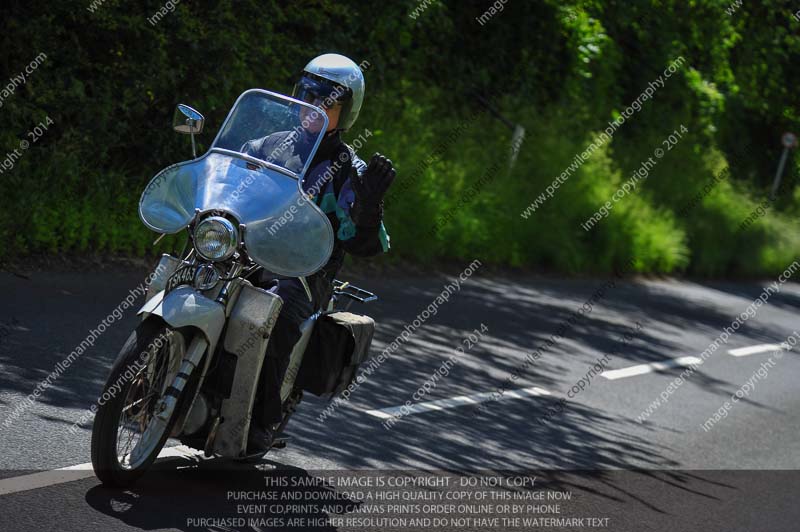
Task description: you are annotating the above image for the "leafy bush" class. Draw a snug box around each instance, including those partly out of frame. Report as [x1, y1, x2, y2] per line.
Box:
[1, 0, 798, 276]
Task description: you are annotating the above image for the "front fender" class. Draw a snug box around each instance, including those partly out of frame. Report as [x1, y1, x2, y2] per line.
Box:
[138, 286, 226, 355]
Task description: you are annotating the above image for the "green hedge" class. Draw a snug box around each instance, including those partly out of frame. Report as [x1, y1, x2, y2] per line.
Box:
[1, 0, 798, 276]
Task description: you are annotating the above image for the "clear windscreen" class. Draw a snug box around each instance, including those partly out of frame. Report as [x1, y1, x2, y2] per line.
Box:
[138, 90, 335, 276]
[213, 90, 328, 177]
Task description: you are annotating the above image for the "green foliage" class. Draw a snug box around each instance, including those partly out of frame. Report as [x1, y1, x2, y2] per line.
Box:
[0, 0, 798, 276]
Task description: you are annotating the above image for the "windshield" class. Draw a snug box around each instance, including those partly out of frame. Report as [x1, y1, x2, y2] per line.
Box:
[212, 90, 328, 177]
[138, 90, 335, 276]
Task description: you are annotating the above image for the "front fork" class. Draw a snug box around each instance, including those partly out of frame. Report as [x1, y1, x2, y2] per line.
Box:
[140, 255, 283, 458]
[130, 333, 209, 466]
[138, 256, 242, 443]
[155, 334, 208, 424]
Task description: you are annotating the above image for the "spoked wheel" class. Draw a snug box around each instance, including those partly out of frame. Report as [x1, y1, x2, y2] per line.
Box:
[91, 319, 185, 487]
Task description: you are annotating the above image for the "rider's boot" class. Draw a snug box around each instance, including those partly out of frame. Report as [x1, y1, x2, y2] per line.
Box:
[246, 423, 275, 455]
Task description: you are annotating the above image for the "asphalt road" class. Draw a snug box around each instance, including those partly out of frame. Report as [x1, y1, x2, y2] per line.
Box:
[0, 265, 799, 531]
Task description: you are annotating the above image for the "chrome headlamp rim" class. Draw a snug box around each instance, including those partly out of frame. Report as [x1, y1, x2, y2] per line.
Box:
[193, 216, 238, 262]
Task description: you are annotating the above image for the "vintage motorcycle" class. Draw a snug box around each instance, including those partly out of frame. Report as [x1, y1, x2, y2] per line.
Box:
[90, 90, 377, 487]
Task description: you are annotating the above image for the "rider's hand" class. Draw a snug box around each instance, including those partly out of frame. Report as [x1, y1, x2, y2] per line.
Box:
[351, 153, 396, 226]
[354, 153, 396, 205]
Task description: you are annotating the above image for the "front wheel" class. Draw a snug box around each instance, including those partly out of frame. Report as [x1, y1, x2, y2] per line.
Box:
[90, 318, 185, 487]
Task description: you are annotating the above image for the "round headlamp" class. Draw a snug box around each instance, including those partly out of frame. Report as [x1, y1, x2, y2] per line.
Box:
[194, 216, 238, 261]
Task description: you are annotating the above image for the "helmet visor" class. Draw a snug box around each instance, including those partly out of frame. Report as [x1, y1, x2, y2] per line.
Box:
[293, 73, 351, 110]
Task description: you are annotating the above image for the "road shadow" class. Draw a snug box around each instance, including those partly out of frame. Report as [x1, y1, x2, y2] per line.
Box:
[84, 456, 356, 531]
[1, 270, 797, 474]
[75, 454, 800, 532]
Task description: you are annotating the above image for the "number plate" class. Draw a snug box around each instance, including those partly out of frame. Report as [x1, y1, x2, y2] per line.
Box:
[165, 265, 195, 293]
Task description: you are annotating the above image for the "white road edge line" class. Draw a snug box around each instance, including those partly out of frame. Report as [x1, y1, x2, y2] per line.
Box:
[601, 356, 703, 381]
[0, 445, 204, 497]
[728, 344, 787, 357]
[364, 386, 551, 420]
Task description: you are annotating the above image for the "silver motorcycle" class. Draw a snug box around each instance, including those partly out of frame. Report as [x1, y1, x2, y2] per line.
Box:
[90, 90, 376, 487]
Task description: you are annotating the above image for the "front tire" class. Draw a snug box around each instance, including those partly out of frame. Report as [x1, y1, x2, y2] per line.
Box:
[90, 318, 185, 487]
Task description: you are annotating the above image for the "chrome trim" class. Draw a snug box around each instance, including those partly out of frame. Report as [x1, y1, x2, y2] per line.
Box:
[208, 148, 298, 180]
[194, 216, 238, 261]
[193, 263, 221, 291]
[298, 276, 313, 303]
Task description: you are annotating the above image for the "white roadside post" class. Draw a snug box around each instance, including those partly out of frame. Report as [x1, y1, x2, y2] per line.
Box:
[770, 132, 798, 200]
[475, 93, 526, 172]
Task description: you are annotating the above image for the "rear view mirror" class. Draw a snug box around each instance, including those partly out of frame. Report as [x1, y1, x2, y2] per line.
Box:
[172, 104, 205, 158]
[173, 104, 204, 134]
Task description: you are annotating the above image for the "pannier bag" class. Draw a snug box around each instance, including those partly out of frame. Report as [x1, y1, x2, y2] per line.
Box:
[295, 312, 375, 399]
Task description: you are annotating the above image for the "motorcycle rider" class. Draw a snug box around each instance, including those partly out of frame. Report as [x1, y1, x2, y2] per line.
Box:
[241, 53, 396, 453]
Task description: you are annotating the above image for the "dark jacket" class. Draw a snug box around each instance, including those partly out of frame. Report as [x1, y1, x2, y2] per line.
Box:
[242, 131, 390, 308]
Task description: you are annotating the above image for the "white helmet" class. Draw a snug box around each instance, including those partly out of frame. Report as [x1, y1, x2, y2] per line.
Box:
[293, 53, 365, 131]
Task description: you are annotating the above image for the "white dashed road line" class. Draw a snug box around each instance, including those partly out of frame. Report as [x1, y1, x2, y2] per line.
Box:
[1, 342, 790, 497]
[368, 340, 791, 418]
[728, 344, 786, 357]
[600, 356, 703, 381]
[364, 386, 551, 420]
[0, 445, 204, 497]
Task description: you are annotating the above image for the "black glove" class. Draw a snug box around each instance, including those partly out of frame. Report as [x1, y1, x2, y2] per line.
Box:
[351, 153, 396, 226]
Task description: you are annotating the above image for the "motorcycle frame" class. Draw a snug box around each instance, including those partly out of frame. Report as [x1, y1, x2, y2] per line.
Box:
[137, 254, 293, 458]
